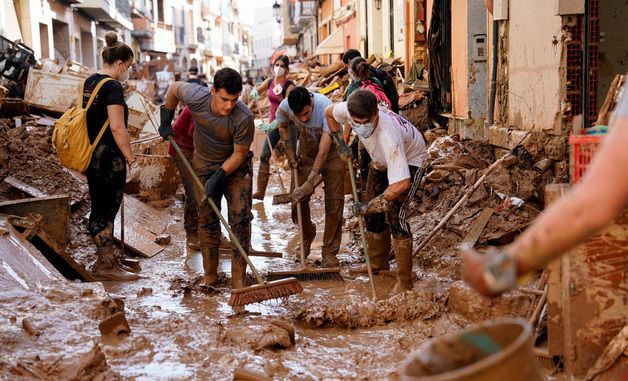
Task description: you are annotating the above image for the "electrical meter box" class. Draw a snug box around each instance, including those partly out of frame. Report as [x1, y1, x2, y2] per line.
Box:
[473, 34, 487, 62]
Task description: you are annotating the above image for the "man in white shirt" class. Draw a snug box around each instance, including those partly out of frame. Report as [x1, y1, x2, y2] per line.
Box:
[325, 89, 427, 292]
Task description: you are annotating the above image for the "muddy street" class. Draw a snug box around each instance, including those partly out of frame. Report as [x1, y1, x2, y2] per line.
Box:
[96, 166, 462, 380]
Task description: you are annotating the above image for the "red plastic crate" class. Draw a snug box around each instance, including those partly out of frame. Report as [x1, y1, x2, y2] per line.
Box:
[569, 134, 603, 183]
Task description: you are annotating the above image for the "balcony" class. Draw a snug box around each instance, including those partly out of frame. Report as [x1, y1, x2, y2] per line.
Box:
[132, 17, 153, 39]
[74, 0, 133, 30]
[140, 22, 175, 53]
[293, 0, 317, 27]
[203, 40, 223, 58]
[333, 1, 355, 25]
[131, 0, 152, 19]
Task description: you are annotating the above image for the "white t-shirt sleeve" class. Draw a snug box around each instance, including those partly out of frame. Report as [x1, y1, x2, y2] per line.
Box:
[275, 99, 291, 124]
[380, 129, 411, 184]
[332, 102, 352, 126]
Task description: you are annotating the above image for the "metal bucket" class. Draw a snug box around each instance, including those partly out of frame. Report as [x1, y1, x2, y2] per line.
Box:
[400, 318, 543, 381]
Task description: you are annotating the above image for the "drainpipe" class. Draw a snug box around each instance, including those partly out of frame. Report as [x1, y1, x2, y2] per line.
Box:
[582, 0, 589, 128]
[487, 19, 498, 125]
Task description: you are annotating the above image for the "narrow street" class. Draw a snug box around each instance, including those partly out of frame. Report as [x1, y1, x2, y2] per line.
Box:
[1, 0, 627, 380]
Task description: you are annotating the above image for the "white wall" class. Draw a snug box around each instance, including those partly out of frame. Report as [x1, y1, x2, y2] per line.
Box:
[251, 7, 281, 71]
[507, 0, 562, 131]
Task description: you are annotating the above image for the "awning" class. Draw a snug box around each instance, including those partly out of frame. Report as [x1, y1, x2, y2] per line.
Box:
[315, 28, 344, 56]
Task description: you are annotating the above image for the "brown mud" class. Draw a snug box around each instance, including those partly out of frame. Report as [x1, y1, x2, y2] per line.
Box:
[0, 126, 551, 380]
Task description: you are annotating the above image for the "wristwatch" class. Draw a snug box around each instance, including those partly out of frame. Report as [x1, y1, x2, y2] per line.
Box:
[481, 249, 518, 295]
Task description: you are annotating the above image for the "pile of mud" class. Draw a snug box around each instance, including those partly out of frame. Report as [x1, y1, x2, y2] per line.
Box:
[0, 124, 101, 267]
[0, 282, 122, 380]
[294, 290, 446, 328]
[0, 125, 88, 204]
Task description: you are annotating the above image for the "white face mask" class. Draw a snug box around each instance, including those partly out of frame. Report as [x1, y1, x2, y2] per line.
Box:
[351, 120, 376, 138]
[274, 66, 286, 77]
[118, 65, 130, 82]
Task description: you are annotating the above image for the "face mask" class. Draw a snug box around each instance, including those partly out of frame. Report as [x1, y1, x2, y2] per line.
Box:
[118, 66, 130, 82]
[274, 66, 286, 77]
[352, 121, 375, 138]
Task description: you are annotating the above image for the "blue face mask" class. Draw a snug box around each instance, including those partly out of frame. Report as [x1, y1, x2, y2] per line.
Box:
[351, 121, 375, 138]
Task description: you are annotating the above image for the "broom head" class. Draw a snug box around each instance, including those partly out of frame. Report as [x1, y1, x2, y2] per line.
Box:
[272, 193, 292, 205]
[228, 278, 303, 307]
[266, 268, 343, 282]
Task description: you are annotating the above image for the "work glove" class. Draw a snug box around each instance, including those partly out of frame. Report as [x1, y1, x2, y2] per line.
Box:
[330, 130, 352, 162]
[284, 143, 301, 169]
[204, 167, 227, 199]
[354, 194, 391, 216]
[250, 87, 259, 101]
[292, 171, 323, 204]
[259, 119, 279, 132]
[159, 106, 175, 139]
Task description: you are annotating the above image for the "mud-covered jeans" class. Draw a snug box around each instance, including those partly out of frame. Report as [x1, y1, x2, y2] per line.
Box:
[86, 144, 126, 244]
[291, 153, 345, 257]
[194, 153, 253, 267]
[364, 164, 423, 239]
[173, 147, 198, 234]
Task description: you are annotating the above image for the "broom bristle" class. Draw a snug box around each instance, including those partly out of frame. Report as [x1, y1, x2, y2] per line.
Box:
[228, 278, 303, 306]
[266, 268, 343, 282]
[271, 193, 292, 205]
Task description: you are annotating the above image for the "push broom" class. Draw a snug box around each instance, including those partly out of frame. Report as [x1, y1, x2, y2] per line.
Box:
[168, 137, 303, 307]
[266, 168, 343, 282]
[347, 157, 377, 300]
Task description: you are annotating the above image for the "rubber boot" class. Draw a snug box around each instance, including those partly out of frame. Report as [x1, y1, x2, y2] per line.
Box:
[201, 248, 219, 287]
[392, 237, 414, 293]
[92, 244, 140, 281]
[186, 230, 200, 251]
[230, 256, 247, 290]
[321, 253, 340, 267]
[300, 222, 317, 260]
[252, 163, 270, 200]
[349, 229, 392, 275]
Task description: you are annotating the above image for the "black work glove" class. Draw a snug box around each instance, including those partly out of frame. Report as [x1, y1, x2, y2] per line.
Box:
[204, 167, 227, 199]
[330, 130, 352, 161]
[159, 106, 175, 139]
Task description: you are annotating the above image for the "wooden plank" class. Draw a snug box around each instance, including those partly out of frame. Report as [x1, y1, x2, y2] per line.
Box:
[218, 245, 282, 258]
[112, 195, 167, 258]
[460, 207, 494, 247]
[0, 218, 64, 291]
[0, 196, 70, 248]
[3, 176, 47, 198]
[545, 184, 570, 357]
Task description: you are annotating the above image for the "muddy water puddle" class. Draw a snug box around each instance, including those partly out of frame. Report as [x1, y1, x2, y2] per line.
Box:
[94, 163, 459, 380]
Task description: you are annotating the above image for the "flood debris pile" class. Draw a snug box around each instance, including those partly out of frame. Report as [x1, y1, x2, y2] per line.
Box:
[404, 133, 565, 277]
[251, 54, 429, 128]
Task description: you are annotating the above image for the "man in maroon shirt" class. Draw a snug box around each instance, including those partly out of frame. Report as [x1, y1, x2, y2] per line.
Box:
[168, 106, 199, 250]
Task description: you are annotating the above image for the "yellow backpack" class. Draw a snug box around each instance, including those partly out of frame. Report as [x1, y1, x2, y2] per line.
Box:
[52, 77, 113, 173]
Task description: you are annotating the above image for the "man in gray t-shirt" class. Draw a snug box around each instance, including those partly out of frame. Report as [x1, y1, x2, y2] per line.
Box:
[159, 68, 255, 291]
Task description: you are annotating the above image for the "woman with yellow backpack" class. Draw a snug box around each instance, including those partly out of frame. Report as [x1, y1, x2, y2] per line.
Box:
[83, 32, 139, 280]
